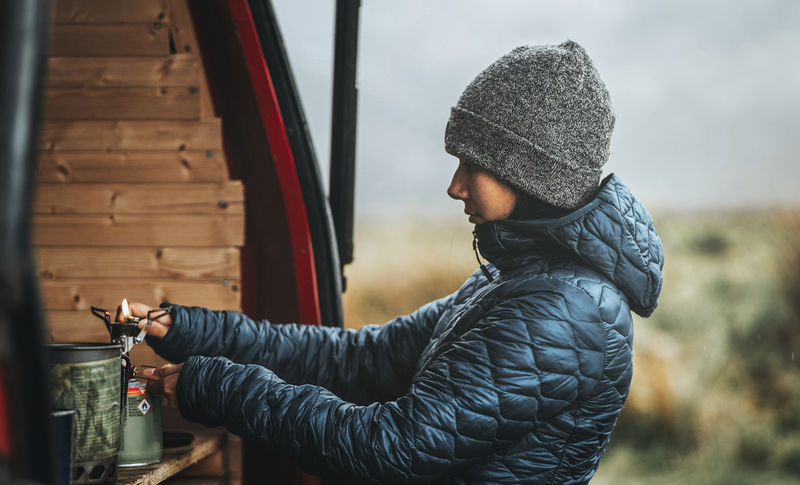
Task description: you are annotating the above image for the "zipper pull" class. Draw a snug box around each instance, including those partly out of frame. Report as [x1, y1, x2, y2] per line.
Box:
[472, 231, 494, 282]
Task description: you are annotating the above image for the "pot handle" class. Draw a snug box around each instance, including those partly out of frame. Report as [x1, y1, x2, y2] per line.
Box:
[120, 354, 131, 415]
[91, 306, 112, 335]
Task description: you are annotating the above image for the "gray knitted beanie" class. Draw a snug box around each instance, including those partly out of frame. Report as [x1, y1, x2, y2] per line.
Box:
[444, 40, 615, 209]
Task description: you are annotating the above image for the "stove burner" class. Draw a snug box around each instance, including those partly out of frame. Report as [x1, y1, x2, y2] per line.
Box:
[90, 305, 171, 412]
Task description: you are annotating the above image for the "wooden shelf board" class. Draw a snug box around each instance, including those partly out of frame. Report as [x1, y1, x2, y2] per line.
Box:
[40, 120, 223, 152]
[46, 55, 201, 88]
[117, 429, 225, 485]
[37, 247, 240, 280]
[51, 0, 168, 24]
[49, 24, 171, 57]
[44, 87, 201, 121]
[32, 213, 245, 247]
[41, 278, 241, 311]
[36, 151, 229, 183]
[34, 182, 244, 215]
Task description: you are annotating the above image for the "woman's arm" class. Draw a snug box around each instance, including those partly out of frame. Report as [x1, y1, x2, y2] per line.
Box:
[173, 288, 606, 483]
[147, 294, 454, 403]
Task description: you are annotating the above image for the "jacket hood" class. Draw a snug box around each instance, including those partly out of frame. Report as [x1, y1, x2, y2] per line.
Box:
[475, 173, 664, 317]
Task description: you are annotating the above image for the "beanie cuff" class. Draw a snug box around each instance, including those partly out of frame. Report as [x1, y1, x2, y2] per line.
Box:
[445, 107, 601, 210]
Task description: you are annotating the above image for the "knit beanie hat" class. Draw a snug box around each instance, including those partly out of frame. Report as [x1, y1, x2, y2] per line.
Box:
[444, 40, 615, 210]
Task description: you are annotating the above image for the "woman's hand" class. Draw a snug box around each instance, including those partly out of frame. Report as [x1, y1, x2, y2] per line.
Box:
[142, 363, 183, 408]
[114, 301, 173, 339]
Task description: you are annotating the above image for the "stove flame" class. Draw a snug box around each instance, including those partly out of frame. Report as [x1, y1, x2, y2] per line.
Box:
[121, 298, 131, 319]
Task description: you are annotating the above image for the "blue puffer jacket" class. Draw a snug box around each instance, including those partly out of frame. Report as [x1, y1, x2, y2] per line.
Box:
[148, 174, 663, 484]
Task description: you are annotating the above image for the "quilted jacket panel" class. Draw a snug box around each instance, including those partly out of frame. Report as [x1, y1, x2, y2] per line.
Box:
[148, 173, 663, 484]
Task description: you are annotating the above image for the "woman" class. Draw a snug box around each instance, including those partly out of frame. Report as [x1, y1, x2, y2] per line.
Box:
[131, 40, 663, 484]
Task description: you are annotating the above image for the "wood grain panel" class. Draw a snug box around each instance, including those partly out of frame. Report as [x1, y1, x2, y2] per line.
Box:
[43, 87, 200, 120]
[49, 24, 171, 57]
[41, 279, 240, 311]
[44, 310, 109, 342]
[166, 0, 215, 119]
[52, 0, 168, 23]
[33, 214, 244, 247]
[166, 0, 199, 56]
[36, 151, 228, 183]
[34, 182, 244, 215]
[46, 56, 200, 87]
[37, 247, 240, 279]
[40, 120, 222, 151]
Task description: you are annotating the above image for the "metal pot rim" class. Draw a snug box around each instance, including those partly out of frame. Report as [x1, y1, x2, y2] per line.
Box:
[47, 342, 119, 363]
[47, 342, 118, 351]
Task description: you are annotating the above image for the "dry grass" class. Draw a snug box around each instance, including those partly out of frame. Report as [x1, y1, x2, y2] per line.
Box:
[342, 216, 477, 329]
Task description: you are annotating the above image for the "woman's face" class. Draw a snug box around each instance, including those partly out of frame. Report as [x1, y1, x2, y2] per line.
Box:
[447, 159, 516, 224]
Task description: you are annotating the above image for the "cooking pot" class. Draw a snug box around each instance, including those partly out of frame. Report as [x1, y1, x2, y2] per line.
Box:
[48, 343, 122, 484]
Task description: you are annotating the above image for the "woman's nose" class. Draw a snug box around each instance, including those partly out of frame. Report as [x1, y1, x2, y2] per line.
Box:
[447, 168, 468, 200]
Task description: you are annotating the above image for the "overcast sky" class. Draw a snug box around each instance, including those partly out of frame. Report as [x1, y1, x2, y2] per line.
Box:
[272, 1, 800, 215]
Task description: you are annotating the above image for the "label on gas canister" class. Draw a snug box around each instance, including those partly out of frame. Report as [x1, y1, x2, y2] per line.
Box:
[126, 386, 151, 417]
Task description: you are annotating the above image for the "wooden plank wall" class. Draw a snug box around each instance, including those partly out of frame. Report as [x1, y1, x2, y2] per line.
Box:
[36, 1, 244, 480]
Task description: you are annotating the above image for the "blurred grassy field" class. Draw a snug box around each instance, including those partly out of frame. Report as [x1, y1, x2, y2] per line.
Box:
[341, 211, 800, 484]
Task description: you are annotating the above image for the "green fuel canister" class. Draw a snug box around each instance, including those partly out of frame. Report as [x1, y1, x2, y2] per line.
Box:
[118, 379, 162, 466]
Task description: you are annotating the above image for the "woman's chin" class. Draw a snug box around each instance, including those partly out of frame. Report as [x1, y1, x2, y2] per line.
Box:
[469, 215, 486, 224]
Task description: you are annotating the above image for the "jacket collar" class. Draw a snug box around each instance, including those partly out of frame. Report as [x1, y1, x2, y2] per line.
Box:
[473, 218, 554, 274]
[471, 173, 665, 317]
[473, 174, 616, 272]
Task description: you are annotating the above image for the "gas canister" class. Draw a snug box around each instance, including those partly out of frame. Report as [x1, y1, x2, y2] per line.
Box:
[119, 379, 162, 466]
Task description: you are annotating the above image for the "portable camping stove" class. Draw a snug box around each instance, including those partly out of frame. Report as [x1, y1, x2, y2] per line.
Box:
[90, 304, 171, 380]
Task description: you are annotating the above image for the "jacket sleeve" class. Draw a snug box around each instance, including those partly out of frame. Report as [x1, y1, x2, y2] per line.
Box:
[147, 295, 453, 403]
[175, 286, 607, 484]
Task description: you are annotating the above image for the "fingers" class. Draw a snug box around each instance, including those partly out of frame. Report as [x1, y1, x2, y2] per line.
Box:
[144, 379, 174, 409]
[128, 301, 154, 318]
[142, 364, 182, 408]
[137, 303, 172, 325]
[143, 369, 162, 395]
[137, 320, 167, 338]
[143, 364, 184, 384]
[142, 364, 180, 377]
[114, 301, 151, 322]
[114, 301, 164, 320]
[112, 300, 172, 338]
[156, 364, 183, 376]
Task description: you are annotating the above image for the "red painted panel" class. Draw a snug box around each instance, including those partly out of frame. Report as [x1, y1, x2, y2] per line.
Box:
[225, 2, 324, 484]
[228, 0, 321, 327]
